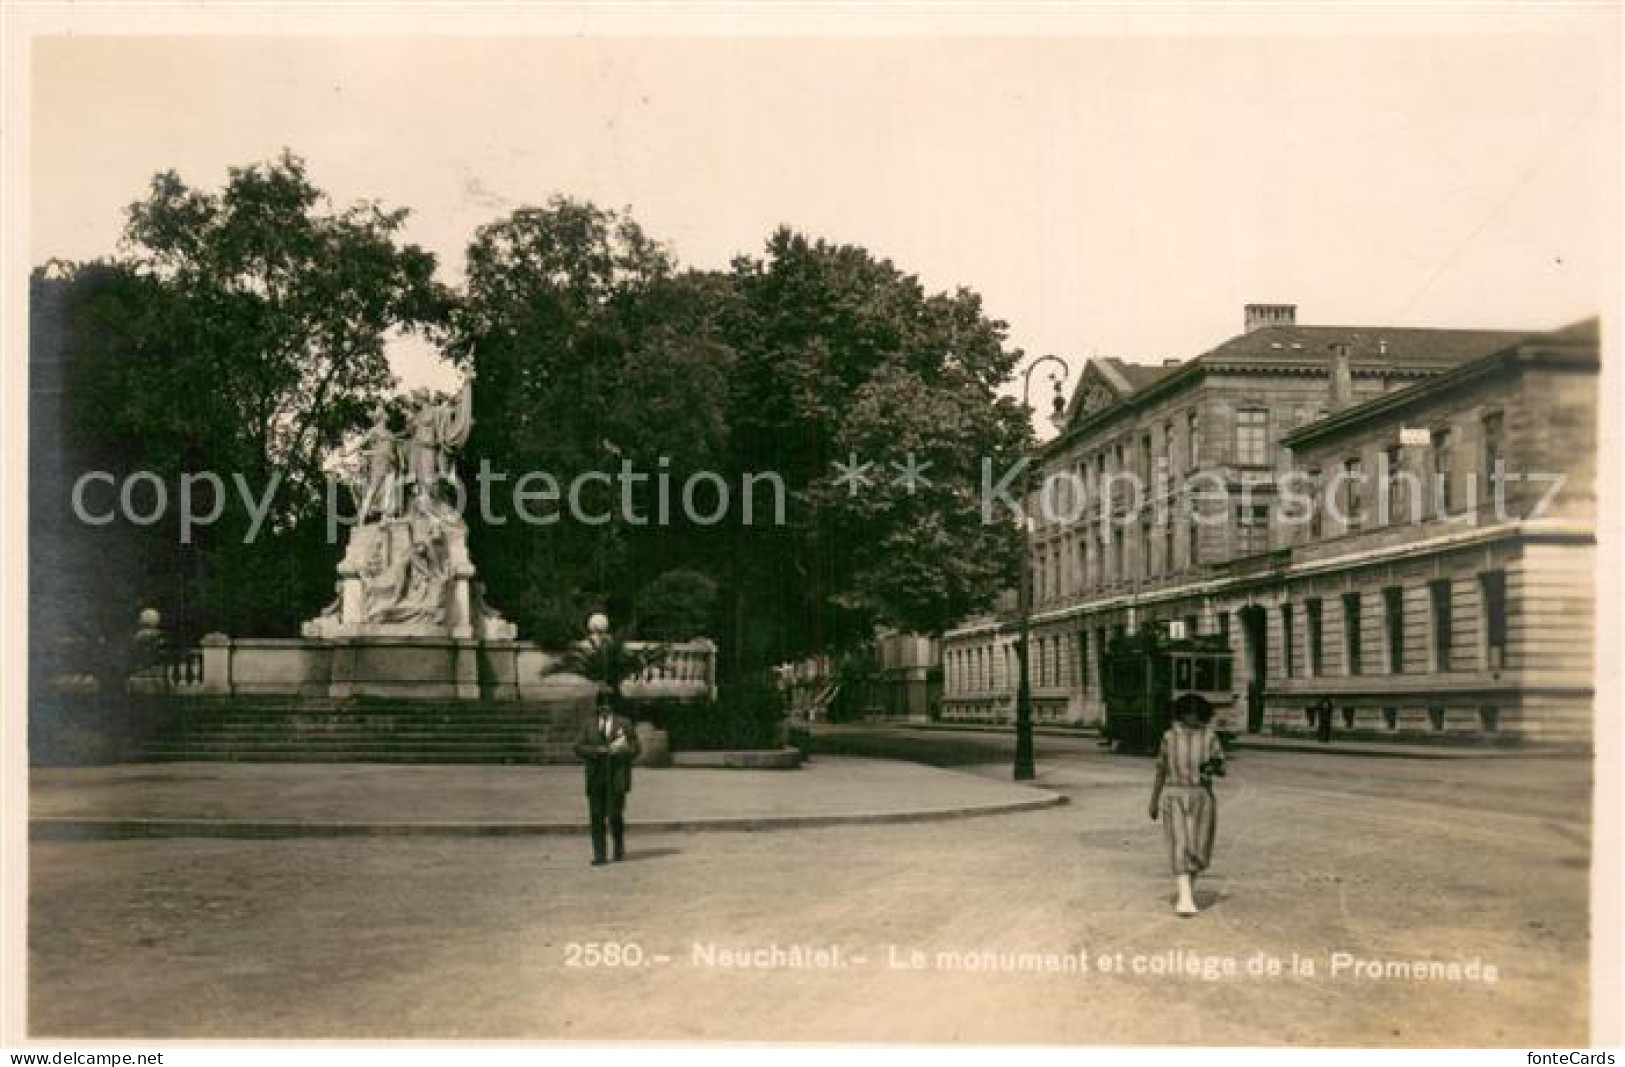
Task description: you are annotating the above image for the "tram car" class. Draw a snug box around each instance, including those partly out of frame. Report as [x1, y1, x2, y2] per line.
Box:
[1101, 623, 1236, 753]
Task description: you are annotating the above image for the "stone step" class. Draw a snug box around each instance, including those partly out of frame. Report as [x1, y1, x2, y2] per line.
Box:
[153, 742, 572, 753]
[143, 743, 572, 753]
[155, 724, 571, 736]
[145, 738, 578, 751]
[145, 741, 579, 756]
[158, 709, 573, 721]
[146, 702, 577, 717]
[145, 751, 572, 764]
[141, 696, 585, 765]
[157, 724, 578, 733]
[151, 730, 574, 741]
[158, 715, 572, 725]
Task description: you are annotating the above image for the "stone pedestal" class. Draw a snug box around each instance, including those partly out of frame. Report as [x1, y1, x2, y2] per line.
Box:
[198, 633, 232, 695]
[186, 634, 608, 703]
[302, 514, 515, 642]
[324, 638, 487, 700]
[449, 573, 474, 640]
[635, 723, 672, 768]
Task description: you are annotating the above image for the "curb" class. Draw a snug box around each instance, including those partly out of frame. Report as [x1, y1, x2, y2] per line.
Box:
[899, 723, 1096, 739]
[891, 722, 1584, 760]
[28, 792, 1067, 841]
[1227, 739, 1583, 759]
[669, 747, 805, 769]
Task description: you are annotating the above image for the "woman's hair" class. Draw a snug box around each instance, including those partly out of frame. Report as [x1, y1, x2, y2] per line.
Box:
[1171, 692, 1214, 724]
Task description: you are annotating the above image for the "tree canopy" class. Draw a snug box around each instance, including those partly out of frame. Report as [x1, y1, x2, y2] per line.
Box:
[40, 158, 1032, 678]
[719, 228, 1028, 668]
[463, 217, 1029, 670]
[46, 152, 447, 635]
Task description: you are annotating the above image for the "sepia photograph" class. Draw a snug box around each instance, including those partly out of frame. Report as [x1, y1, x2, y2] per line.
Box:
[3, 3, 1621, 1053]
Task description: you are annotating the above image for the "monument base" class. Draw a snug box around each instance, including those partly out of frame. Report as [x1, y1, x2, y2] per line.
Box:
[199, 635, 588, 703]
[135, 623, 718, 764]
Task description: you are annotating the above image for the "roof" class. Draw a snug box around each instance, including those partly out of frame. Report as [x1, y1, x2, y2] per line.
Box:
[1101, 356, 1177, 391]
[1048, 322, 1545, 451]
[1535, 317, 1601, 346]
[1052, 356, 1180, 431]
[1281, 318, 1599, 449]
[1194, 325, 1532, 367]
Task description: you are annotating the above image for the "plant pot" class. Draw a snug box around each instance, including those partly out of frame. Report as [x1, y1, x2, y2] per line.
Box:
[635, 722, 671, 768]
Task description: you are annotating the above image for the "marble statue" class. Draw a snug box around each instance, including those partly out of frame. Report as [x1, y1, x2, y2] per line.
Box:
[305, 363, 514, 641]
[355, 403, 400, 520]
[404, 370, 475, 505]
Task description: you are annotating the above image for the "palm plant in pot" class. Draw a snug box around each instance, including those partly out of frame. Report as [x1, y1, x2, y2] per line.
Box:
[542, 614, 671, 766]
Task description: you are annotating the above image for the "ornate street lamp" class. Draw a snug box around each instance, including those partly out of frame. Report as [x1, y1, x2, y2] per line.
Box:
[1014, 355, 1071, 781]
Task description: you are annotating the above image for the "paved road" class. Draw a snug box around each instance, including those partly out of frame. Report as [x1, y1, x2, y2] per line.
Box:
[29, 736, 1593, 1045]
[811, 724, 1595, 824]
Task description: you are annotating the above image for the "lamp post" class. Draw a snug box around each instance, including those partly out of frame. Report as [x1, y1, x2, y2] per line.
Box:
[1013, 354, 1071, 781]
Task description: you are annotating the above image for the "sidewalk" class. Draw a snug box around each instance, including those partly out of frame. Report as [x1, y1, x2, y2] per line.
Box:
[897, 720, 1586, 759]
[29, 755, 1065, 839]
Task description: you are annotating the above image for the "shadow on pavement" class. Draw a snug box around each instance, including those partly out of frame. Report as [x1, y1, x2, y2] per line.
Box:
[618, 847, 684, 863]
[810, 729, 1012, 767]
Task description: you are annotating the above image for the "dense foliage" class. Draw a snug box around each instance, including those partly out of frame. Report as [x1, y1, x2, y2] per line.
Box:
[40, 154, 1030, 683]
[40, 152, 447, 637]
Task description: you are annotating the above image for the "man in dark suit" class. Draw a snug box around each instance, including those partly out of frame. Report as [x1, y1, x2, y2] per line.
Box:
[1312, 695, 1335, 743]
[574, 690, 642, 866]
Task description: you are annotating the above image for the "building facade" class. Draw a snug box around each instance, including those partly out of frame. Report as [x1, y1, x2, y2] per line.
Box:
[940, 306, 1598, 745]
[781, 631, 945, 721]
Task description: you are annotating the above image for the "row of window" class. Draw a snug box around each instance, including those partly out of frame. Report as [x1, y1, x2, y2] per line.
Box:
[945, 630, 1101, 694]
[1033, 502, 1282, 602]
[1046, 409, 1207, 520]
[944, 639, 1066, 694]
[1030, 406, 1318, 600]
[1044, 405, 1291, 518]
[946, 571, 1510, 695]
[1300, 411, 1505, 536]
[1032, 411, 1512, 602]
[1281, 572, 1508, 678]
[1032, 519, 1208, 603]
[940, 700, 1504, 734]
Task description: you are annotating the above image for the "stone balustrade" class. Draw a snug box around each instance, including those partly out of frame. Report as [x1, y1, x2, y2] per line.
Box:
[126, 647, 206, 696]
[144, 633, 718, 703]
[621, 639, 718, 702]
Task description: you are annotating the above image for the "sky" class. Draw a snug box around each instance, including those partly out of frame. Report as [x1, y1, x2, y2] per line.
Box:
[28, 29, 1622, 409]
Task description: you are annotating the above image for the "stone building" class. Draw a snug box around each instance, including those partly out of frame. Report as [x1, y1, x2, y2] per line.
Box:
[940, 306, 1598, 745]
[781, 631, 944, 721]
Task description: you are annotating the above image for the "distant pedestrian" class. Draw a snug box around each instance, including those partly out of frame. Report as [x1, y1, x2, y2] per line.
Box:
[1313, 696, 1335, 743]
[575, 689, 641, 866]
[1148, 692, 1226, 917]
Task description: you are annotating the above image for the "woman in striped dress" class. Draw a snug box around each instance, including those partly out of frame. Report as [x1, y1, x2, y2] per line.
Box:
[1148, 692, 1226, 916]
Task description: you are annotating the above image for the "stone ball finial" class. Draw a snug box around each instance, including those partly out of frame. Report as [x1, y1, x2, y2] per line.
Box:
[587, 612, 610, 636]
[137, 608, 161, 630]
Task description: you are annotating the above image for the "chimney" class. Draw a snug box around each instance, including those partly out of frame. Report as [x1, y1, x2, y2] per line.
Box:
[1328, 341, 1354, 411]
[1244, 303, 1297, 333]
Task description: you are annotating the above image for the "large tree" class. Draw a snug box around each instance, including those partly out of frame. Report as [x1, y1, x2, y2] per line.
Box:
[458, 211, 1030, 675]
[455, 199, 738, 646]
[54, 152, 447, 636]
[724, 228, 1029, 668]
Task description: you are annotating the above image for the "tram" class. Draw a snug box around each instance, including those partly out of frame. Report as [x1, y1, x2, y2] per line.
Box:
[1101, 623, 1236, 753]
